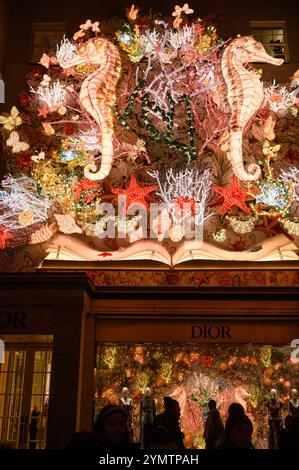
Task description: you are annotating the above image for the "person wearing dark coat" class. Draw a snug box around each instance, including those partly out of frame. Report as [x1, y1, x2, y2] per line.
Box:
[29, 406, 40, 449]
[154, 397, 185, 449]
[203, 400, 224, 449]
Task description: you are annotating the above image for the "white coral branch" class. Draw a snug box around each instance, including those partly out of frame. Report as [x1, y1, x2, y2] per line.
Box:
[30, 80, 68, 108]
[0, 175, 51, 230]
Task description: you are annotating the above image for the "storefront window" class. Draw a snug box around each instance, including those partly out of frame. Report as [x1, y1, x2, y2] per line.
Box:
[0, 351, 26, 447]
[95, 343, 298, 449]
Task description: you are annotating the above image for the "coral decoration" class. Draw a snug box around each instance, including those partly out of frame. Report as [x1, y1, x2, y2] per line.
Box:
[0, 228, 15, 249]
[212, 176, 251, 215]
[73, 178, 103, 204]
[264, 81, 299, 114]
[111, 174, 157, 210]
[150, 168, 211, 229]
[0, 4, 299, 262]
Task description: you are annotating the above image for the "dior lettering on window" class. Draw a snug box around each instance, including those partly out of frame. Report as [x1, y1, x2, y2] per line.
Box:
[191, 325, 232, 339]
[0, 312, 27, 329]
[0, 339, 5, 364]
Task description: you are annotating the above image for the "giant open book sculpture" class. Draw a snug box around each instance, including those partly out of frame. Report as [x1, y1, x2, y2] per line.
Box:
[1, 4, 299, 266]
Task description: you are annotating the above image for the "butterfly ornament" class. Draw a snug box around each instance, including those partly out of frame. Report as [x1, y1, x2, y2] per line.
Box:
[0, 106, 22, 131]
[6, 131, 29, 153]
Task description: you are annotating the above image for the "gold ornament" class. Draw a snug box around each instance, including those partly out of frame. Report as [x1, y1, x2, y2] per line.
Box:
[18, 210, 35, 227]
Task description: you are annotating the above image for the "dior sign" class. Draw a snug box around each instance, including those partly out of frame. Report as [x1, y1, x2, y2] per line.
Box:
[191, 324, 232, 339]
[0, 311, 27, 329]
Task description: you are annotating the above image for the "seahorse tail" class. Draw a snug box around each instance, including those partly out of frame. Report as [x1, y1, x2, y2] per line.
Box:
[229, 131, 261, 181]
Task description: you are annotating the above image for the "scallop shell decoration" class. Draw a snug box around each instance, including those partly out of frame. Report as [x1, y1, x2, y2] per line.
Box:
[29, 222, 58, 244]
[226, 215, 257, 234]
[169, 224, 185, 242]
[54, 214, 82, 234]
[18, 210, 35, 226]
[281, 218, 299, 236]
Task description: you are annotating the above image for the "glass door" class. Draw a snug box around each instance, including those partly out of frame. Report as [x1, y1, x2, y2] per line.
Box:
[0, 339, 52, 449]
[29, 351, 52, 449]
[0, 351, 26, 448]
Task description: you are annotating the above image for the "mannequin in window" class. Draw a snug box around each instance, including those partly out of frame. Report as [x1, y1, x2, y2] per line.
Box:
[289, 388, 299, 419]
[140, 387, 156, 448]
[119, 387, 134, 442]
[266, 388, 283, 449]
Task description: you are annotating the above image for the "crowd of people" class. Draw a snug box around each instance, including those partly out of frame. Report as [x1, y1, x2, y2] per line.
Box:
[66, 396, 299, 449]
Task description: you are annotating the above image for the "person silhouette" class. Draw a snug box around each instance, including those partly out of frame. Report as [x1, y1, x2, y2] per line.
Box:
[29, 405, 40, 449]
[203, 400, 224, 449]
[155, 397, 185, 449]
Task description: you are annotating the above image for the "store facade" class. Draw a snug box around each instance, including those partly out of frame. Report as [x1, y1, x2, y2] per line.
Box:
[0, 270, 299, 448]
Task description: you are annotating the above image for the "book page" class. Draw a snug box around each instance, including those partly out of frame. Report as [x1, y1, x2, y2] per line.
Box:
[172, 233, 299, 265]
[46, 234, 172, 265]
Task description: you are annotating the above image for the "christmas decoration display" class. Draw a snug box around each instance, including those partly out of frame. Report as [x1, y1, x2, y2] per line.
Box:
[0, 4, 299, 264]
[95, 342, 299, 448]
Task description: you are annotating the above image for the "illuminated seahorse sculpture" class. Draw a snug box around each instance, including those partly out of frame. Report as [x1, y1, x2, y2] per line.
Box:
[59, 38, 121, 180]
[221, 36, 283, 181]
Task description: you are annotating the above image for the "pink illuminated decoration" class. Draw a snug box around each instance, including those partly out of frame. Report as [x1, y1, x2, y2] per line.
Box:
[221, 36, 283, 181]
[57, 37, 121, 181]
[0, 4, 298, 265]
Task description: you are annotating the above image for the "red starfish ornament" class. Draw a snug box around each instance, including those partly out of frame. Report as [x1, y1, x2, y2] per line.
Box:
[212, 175, 251, 215]
[98, 252, 112, 257]
[111, 174, 157, 211]
[73, 178, 102, 204]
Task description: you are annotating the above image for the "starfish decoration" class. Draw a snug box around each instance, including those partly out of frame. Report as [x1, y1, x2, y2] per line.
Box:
[111, 174, 157, 211]
[255, 215, 294, 241]
[192, 272, 213, 287]
[212, 176, 251, 215]
[98, 252, 112, 257]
